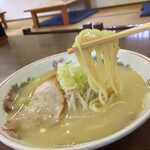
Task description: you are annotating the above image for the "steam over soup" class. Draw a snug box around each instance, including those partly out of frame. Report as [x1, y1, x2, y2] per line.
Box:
[3, 29, 148, 148]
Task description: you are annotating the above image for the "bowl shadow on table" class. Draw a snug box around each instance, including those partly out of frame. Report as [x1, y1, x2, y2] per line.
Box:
[96, 119, 150, 150]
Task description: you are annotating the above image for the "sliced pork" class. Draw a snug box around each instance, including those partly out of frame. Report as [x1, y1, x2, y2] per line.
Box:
[5, 74, 64, 131]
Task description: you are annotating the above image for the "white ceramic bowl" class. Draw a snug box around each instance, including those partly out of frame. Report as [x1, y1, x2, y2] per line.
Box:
[0, 49, 150, 150]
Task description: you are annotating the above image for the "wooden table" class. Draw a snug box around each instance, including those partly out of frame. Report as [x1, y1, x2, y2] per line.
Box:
[0, 30, 150, 150]
[24, 0, 91, 28]
[0, 12, 7, 28]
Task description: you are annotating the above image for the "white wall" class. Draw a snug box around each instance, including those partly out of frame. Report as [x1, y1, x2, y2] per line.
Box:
[93, 0, 149, 8]
[0, 0, 149, 20]
[0, 0, 59, 20]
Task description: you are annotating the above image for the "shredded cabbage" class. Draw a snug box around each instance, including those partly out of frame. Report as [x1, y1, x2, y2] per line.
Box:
[57, 62, 88, 91]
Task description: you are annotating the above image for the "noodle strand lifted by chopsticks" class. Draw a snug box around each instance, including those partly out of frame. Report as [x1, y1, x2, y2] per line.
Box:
[74, 29, 123, 106]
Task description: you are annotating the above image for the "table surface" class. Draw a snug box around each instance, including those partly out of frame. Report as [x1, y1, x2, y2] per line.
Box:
[0, 30, 150, 150]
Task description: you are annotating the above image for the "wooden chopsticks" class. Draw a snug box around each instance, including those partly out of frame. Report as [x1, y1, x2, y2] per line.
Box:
[67, 22, 150, 54]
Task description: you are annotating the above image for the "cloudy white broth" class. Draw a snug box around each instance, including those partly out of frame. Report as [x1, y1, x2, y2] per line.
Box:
[4, 29, 148, 148]
[5, 66, 147, 148]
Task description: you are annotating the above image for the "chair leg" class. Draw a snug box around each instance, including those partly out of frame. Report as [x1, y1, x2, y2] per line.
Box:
[0, 22, 7, 39]
[1, 15, 8, 28]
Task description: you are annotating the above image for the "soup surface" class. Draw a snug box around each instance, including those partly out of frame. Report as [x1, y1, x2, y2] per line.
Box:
[6, 65, 147, 148]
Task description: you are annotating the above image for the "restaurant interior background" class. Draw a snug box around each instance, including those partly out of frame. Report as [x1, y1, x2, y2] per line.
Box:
[0, 1, 150, 150]
[0, 0, 150, 36]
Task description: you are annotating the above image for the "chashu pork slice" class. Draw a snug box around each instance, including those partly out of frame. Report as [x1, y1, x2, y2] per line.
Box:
[5, 74, 64, 131]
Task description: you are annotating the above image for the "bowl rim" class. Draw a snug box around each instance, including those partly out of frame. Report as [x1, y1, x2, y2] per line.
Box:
[0, 49, 150, 150]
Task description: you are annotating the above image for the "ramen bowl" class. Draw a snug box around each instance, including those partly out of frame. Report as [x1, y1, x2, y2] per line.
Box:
[0, 49, 150, 150]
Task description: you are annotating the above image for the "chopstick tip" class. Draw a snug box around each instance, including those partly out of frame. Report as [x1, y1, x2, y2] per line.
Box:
[67, 47, 75, 54]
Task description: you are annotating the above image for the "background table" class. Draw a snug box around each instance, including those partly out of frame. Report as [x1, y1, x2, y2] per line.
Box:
[24, 0, 91, 28]
[0, 12, 7, 28]
[0, 30, 150, 150]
